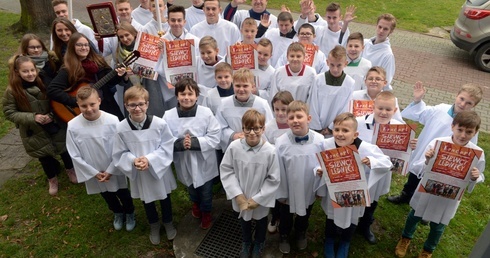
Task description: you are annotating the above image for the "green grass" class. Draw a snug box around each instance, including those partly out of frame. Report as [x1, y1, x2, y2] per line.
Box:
[268, 0, 464, 32]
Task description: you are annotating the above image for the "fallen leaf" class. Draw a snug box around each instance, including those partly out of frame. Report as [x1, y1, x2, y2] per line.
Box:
[0, 214, 8, 222]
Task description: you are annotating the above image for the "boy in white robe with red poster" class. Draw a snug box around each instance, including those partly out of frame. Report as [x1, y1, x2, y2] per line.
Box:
[395, 111, 485, 258]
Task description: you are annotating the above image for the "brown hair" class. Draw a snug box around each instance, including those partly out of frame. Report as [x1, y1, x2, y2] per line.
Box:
[233, 68, 254, 85]
[174, 78, 200, 97]
[377, 13, 397, 32]
[257, 37, 273, 53]
[199, 35, 218, 50]
[76, 86, 99, 101]
[215, 62, 233, 75]
[452, 110, 481, 132]
[329, 45, 347, 61]
[277, 11, 293, 23]
[333, 112, 358, 128]
[347, 32, 364, 43]
[366, 66, 386, 79]
[51, 0, 67, 7]
[7, 55, 45, 111]
[287, 100, 309, 115]
[326, 2, 341, 12]
[168, 5, 186, 18]
[51, 17, 77, 62]
[64, 33, 110, 89]
[299, 23, 315, 35]
[242, 17, 256, 28]
[458, 83, 483, 105]
[242, 109, 266, 128]
[124, 85, 149, 103]
[287, 42, 305, 56]
[271, 91, 294, 109]
[18, 33, 58, 72]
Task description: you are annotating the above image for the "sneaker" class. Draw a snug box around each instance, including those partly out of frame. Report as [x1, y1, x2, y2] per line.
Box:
[252, 242, 264, 258]
[267, 220, 278, 233]
[65, 168, 77, 184]
[48, 177, 58, 196]
[149, 222, 161, 245]
[418, 249, 433, 258]
[387, 191, 410, 204]
[192, 203, 201, 218]
[395, 237, 411, 257]
[163, 222, 177, 240]
[201, 212, 212, 229]
[279, 234, 290, 254]
[296, 231, 307, 250]
[126, 213, 136, 231]
[240, 242, 251, 258]
[113, 213, 124, 230]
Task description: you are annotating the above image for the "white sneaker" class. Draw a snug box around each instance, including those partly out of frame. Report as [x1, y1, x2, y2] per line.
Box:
[268, 220, 278, 233]
[48, 177, 58, 196]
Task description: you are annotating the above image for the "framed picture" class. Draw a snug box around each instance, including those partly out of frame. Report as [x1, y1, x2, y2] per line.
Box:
[86, 2, 118, 38]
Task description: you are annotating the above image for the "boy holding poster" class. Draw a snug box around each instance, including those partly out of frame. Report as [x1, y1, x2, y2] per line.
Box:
[275, 101, 326, 254]
[395, 111, 485, 258]
[316, 112, 391, 257]
[196, 36, 226, 88]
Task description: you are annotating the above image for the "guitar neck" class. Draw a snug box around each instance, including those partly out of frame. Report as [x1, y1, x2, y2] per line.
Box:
[92, 70, 118, 90]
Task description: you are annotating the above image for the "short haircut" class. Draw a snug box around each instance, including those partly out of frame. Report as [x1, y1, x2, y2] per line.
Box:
[347, 32, 364, 43]
[277, 11, 293, 23]
[458, 83, 483, 105]
[326, 2, 341, 12]
[168, 5, 186, 18]
[287, 42, 305, 55]
[271, 91, 294, 109]
[377, 13, 397, 32]
[299, 23, 315, 35]
[233, 68, 255, 84]
[366, 66, 386, 79]
[452, 110, 481, 132]
[329, 45, 347, 61]
[52, 0, 67, 7]
[242, 17, 256, 28]
[174, 78, 200, 97]
[257, 37, 273, 53]
[199, 35, 218, 50]
[242, 109, 266, 128]
[203, 0, 220, 7]
[375, 91, 396, 103]
[287, 100, 309, 115]
[115, 0, 131, 5]
[116, 21, 138, 37]
[215, 62, 233, 75]
[333, 112, 358, 129]
[76, 86, 99, 101]
[124, 85, 149, 103]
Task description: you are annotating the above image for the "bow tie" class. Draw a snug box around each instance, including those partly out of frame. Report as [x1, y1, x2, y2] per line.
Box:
[295, 135, 309, 143]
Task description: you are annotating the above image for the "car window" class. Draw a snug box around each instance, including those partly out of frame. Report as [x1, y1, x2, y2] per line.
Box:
[466, 0, 490, 7]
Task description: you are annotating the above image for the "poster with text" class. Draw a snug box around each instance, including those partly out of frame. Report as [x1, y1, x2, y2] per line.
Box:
[227, 43, 259, 71]
[316, 145, 370, 208]
[418, 140, 482, 200]
[133, 32, 161, 80]
[373, 123, 416, 175]
[302, 43, 318, 68]
[163, 39, 197, 89]
[349, 99, 374, 117]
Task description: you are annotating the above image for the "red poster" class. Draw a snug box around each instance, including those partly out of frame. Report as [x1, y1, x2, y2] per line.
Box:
[302, 43, 317, 67]
[322, 146, 361, 183]
[431, 141, 476, 180]
[229, 44, 256, 70]
[375, 124, 412, 152]
[136, 33, 161, 62]
[165, 40, 194, 68]
[350, 99, 374, 117]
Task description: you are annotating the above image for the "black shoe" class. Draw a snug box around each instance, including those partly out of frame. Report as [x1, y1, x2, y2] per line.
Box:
[387, 191, 410, 204]
[363, 227, 377, 244]
[421, 219, 430, 225]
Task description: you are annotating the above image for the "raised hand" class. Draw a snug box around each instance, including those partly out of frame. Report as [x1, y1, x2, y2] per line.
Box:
[281, 4, 291, 13]
[343, 5, 357, 24]
[413, 81, 426, 103]
[260, 13, 271, 28]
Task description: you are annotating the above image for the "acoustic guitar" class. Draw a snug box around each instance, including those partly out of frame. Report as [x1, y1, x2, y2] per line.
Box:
[51, 51, 140, 123]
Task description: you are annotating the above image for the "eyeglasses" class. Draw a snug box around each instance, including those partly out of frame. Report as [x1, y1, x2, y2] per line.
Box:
[299, 32, 313, 36]
[126, 102, 147, 110]
[243, 126, 263, 134]
[75, 43, 90, 48]
[28, 46, 43, 50]
[366, 77, 384, 82]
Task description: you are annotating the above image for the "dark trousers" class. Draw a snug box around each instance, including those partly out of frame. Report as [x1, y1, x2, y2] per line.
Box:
[100, 188, 135, 214]
[240, 216, 268, 243]
[324, 218, 357, 242]
[38, 151, 73, 179]
[278, 203, 313, 236]
[358, 201, 378, 228]
[270, 200, 282, 223]
[143, 195, 173, 224]
[402, 172, 422, 198]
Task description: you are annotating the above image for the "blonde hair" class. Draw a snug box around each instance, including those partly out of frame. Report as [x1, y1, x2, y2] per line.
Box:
[287, 100, 309, 115]
[377, 13, 397, 32]
[329, 45, 347, 61]
[124, 85, 149, 103]
[242, 17, 256, 29]
[76, 86, 99, 101]
[375, 91, 396, 102]
[215, 62, 233, 75]
[366, 66, 386, 79]
[233, 68, 254, 85]
[287, 42, 305, 56]
[333, 112, 358, 128]
[199, 35, 218, 50]
[458, 83, 483, 105]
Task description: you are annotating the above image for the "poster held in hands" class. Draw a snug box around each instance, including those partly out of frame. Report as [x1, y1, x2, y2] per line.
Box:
[133, 32, 161, 80]
[349, 100, 374, 117]
[163, 39, 197, 88]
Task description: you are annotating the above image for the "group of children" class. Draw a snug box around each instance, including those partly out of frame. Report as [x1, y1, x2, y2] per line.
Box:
[1, 0, 487, 257]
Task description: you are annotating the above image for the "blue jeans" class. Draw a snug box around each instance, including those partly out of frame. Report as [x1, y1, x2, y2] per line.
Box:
[240, 216, 268, 243]
[402, 209, 446, 252]
[188, 179, 214, 212]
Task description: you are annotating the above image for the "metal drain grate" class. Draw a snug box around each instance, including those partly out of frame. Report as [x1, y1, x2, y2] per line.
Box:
[195, 209, 253, 257]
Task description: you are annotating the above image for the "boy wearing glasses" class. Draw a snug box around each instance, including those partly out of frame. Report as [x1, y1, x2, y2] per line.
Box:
[220, 109, 280, 257]
[113, 85, 178, 245]
[216, 68, 273, 151]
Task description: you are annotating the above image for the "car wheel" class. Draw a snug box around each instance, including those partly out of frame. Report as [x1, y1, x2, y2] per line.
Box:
[474, 42, 490, 73]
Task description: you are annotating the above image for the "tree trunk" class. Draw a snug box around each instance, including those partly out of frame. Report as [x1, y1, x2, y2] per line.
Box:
[17, 0, 56, 33]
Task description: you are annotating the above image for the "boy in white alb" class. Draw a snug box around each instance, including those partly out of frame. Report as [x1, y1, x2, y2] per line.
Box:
[296, 1, 356, 56]
[223, 0, 278, 39]
[185, 0, 206, 31]
[309, 46, 355, 137]
[201, 62, 235, 115]
[163, 79, 221, 230]
[264, 11, 298, 67]
[275, 101, 327, 254]
[141, 0, 170, 35]
[270, 42, 316, 103]
[363, 13, 396, 90]
[66, 87, 135, 231]
[132, 0, 153, 25]
[316, 112, 391, 257]
[253, 38, 275, 101]
[344, 32, 372, 91]
[112, 86, 177, 245]
[216, 68, 273, 151]
[163, 5, 201, 56]
[196, 36, 226, 88]
[395, 111, 485, 258]
[220, 109, 280, 257]
[190, 0, 241, 57]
